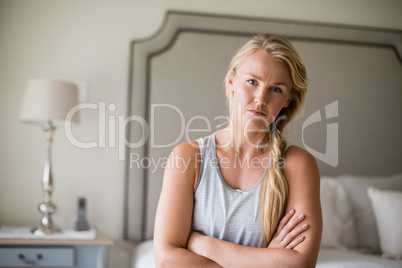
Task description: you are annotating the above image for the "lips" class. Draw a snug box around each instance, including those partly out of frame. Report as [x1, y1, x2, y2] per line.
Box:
[248, 109, 266, 116]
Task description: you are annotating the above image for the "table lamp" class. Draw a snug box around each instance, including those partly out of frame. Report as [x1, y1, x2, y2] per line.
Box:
[20, 78, 79, 235]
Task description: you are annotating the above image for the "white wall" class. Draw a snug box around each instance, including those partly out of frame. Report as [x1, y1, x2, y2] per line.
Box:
[0, 0, 401, 240]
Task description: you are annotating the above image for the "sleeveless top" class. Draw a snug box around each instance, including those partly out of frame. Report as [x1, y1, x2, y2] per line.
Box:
[192, 132, 279, 248]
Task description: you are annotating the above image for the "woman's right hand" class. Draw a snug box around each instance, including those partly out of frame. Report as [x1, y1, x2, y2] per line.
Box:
[268, 209, 308, 249]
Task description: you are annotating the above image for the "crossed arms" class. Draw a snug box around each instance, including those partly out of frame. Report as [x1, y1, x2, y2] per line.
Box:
[154, 142, 322, 267]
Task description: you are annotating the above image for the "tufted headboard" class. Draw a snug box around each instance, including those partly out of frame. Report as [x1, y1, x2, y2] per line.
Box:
[124, 11, 402, 242]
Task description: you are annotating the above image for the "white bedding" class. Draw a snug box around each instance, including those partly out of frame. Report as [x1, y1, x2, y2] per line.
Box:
[317, 249, 402, 268]
[133, 239, 154, 268]
[131, 240, 402, 268]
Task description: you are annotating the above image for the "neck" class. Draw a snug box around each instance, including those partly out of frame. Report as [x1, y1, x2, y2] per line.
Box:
[220, 121, 270, 155]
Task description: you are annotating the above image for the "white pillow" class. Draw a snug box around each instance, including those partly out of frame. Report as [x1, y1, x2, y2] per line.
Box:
[320, 176, 355, 248]
[320, 177, 341, 248]
[339, 174, 402, 253]
[367, 187, 402, 260]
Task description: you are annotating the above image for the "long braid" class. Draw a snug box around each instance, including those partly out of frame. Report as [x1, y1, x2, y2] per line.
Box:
[261, 120, 289, 246]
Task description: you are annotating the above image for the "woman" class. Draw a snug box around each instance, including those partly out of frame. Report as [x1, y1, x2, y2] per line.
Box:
[154, 34, 322, 267]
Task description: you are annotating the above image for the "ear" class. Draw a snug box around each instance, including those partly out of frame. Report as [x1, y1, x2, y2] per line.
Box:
[228, 71, 236, 92]
[283, 97, 292, 108]
[228, 78, 235, 92]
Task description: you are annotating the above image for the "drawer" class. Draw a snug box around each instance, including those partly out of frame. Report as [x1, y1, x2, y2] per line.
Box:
[0, 247, 74, 267]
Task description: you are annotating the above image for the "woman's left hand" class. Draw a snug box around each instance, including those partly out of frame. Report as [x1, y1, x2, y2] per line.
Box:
[268, 209, 308, 249]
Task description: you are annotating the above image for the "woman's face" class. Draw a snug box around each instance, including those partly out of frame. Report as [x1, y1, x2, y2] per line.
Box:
[228, 50, 293, 133]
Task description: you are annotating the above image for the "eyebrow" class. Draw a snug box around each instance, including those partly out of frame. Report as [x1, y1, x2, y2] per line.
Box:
[245, 73, 290, 88]
[245, 73, 264, 80]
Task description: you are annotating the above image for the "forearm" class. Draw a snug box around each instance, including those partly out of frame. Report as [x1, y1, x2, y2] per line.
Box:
[155, 245, 222, 268]
[200, 236, 313, 268]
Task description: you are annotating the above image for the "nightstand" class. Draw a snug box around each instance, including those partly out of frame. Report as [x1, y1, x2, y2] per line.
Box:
[0, 231, 113, 268]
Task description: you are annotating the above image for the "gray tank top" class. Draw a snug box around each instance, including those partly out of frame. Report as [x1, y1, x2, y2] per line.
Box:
[192, 132, 271, 248]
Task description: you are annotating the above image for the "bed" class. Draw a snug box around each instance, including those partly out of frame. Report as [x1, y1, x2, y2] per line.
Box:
[113, 11, 402, 268]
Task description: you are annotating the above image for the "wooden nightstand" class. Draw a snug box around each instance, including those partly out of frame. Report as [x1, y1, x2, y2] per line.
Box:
[0, 231, 113, 268]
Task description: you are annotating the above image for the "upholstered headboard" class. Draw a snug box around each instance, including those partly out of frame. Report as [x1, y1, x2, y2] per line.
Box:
[124, 11, 402, 242]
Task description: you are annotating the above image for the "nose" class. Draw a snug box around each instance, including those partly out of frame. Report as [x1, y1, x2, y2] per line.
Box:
[254, 88, 267, 105]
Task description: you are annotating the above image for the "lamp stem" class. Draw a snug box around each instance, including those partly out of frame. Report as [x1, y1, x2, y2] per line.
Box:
[43, 123, 54, 200]
[32, 122, 61, 235]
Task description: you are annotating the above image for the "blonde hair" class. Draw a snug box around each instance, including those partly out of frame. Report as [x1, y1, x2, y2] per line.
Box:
[224, 34, 308, 246]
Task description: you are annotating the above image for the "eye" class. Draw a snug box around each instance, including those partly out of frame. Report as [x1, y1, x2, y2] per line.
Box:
[247, 79, 258, 86]
[271, 87, 282, 93]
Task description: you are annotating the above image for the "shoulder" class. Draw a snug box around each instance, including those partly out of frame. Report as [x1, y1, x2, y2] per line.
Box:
[171, 137, 203, 162]
[171, 140, 200, 157]
[170, 132, 213, 162]
[169, 139, 201, 165]
[283, 145, 320, 183]
[168, 140, 201, 173]
[165, 140, 202, 190]
[284, 145, 317, 168]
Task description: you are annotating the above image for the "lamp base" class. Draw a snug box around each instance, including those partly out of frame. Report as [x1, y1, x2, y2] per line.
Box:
[31, 225, 61, 235]
[32, 200, 61, 235]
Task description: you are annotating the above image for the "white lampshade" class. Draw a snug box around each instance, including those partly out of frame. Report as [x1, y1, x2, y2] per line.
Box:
[20, 79, 79, 126]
